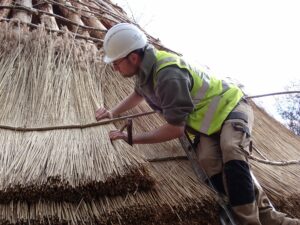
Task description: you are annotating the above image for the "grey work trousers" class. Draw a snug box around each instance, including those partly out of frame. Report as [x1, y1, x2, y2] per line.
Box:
[196, 100, 300, 225]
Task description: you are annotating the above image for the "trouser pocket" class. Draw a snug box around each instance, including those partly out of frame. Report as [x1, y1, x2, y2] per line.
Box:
[231, 121, 251, 150]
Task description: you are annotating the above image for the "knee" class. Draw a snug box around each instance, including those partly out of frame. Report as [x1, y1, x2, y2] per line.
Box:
[224, 160, 255, 206]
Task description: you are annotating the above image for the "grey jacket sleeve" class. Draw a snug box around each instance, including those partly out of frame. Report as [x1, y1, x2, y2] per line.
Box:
[155, 66, 194, 126]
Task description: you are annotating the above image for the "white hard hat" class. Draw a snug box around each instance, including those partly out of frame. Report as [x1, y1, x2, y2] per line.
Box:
[103, 23, 148, 63]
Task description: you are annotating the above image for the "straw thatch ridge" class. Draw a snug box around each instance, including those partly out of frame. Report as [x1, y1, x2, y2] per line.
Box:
[0, 0, 175, 52]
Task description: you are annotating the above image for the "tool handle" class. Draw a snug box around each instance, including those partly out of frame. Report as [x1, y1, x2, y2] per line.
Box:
[126, 119, 133, 146]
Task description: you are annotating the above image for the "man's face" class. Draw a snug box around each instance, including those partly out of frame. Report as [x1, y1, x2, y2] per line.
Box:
[111, 53, 140, 77]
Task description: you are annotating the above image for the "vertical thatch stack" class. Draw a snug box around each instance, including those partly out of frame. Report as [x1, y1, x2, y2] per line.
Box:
[0, 23, 157, 202]
[0, 0, 299, 224]
[0, 0, 161, 202]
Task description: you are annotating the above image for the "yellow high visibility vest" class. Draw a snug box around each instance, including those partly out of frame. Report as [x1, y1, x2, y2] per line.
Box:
[154, 50, 243, 135]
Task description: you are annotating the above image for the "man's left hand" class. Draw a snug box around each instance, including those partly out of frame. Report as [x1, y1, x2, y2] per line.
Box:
[109, 130, 127, 142]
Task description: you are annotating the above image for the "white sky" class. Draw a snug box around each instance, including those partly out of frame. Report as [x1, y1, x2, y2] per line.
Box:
[112, 0, 300, 119]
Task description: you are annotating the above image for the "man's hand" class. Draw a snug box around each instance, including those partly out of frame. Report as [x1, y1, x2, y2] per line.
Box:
[95, 107, 113, 121]
[109, 123, 185, 145]
[109, 130, 127, 142]
[96, 92, 144, 121]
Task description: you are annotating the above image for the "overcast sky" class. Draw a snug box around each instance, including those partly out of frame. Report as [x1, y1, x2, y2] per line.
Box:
[112, 0, 300, 119]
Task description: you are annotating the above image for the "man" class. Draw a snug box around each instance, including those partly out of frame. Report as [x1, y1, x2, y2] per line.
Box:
[96, 23, 300, 225]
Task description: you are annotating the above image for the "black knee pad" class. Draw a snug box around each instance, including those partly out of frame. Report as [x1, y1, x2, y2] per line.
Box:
[224, 160, 255, 206]
[209, 173, 226, 195]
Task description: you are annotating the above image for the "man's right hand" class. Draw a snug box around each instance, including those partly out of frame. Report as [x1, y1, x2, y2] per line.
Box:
[95, 107, 113, 121]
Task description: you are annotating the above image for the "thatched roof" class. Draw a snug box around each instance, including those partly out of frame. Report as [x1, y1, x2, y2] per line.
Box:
[0, 0, 299, 224]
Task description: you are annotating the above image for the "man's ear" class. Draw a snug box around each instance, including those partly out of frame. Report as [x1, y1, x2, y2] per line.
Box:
[128, 52, 141, 65]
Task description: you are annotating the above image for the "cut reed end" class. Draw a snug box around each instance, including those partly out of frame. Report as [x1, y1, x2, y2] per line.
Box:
[0, 198, 219, 225]
[98, 201, 219, 225]
[0, 166, 155, 203]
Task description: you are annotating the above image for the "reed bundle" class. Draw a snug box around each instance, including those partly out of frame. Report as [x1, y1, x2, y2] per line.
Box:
[0, 24, 155, 202]
[0, 161, 219, 225]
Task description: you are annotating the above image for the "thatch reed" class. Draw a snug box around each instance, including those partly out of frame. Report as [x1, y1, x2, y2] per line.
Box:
[0, 24, 155, 202]
[250, 103, 300, 218]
